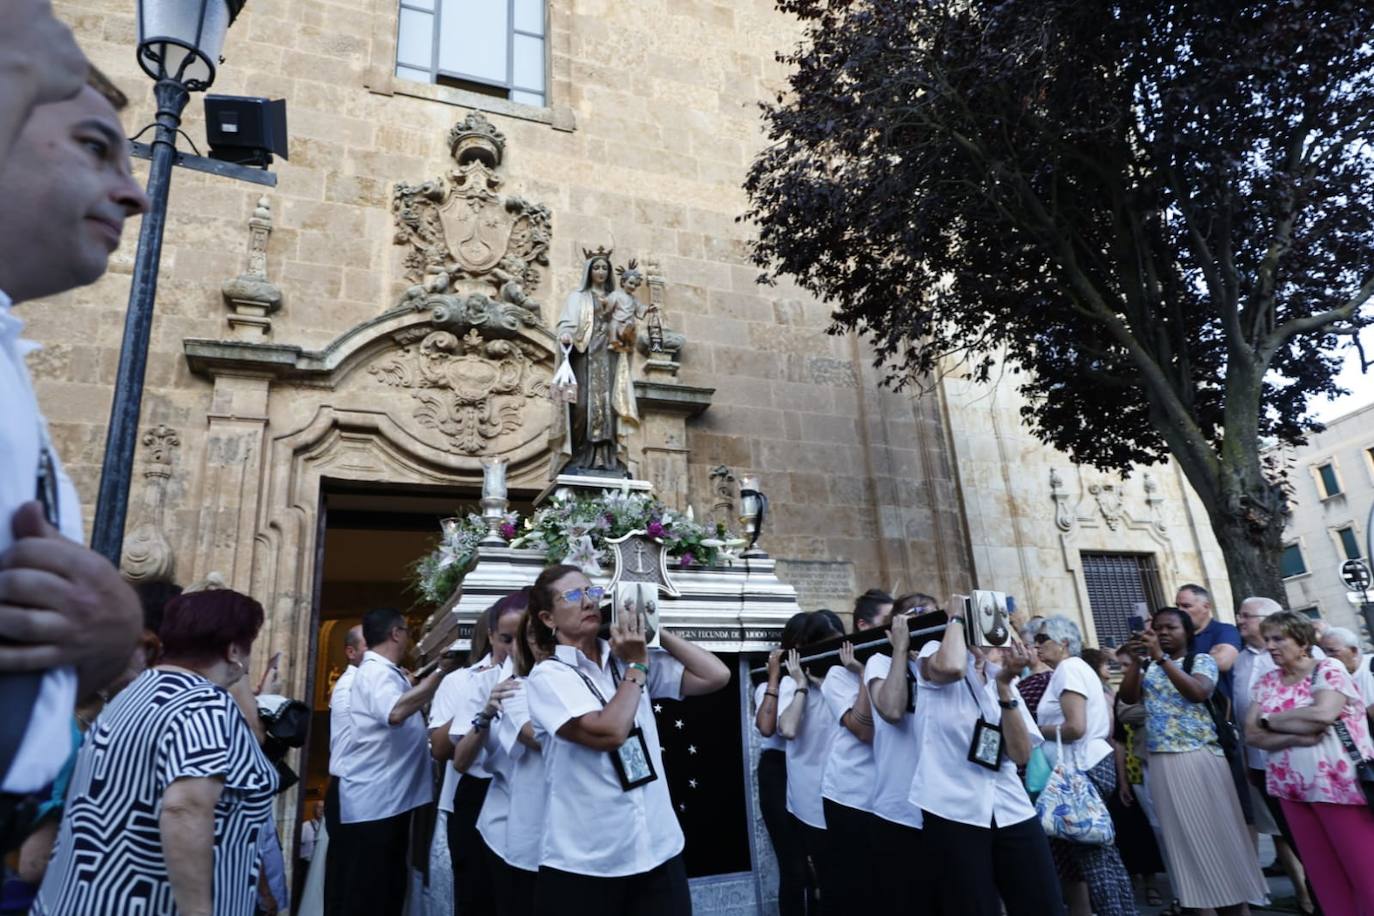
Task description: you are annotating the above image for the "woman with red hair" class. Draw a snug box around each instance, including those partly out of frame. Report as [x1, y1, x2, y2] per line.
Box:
[34, 585, 278, 916]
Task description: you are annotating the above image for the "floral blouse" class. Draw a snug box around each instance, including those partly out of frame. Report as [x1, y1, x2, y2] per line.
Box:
[1143, 653, 1222, 755]
[1254, 659, 1374, 806]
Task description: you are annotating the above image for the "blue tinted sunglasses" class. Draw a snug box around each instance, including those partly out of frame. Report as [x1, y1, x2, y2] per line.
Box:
[561, 585, 605, 603]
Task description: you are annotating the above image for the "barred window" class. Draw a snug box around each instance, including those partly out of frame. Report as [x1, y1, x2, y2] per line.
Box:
[395, 0, 546, 107]
[1080, 552, 1167, 648]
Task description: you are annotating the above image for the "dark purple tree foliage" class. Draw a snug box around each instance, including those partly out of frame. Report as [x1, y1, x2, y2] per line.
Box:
[744, 0, 1374, 601]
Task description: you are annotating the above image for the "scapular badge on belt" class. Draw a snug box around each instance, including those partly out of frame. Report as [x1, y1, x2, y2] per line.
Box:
[558, 659, 660, 792]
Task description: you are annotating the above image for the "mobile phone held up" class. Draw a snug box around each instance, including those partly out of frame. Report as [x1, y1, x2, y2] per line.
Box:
[1128, 616, 1146, 634]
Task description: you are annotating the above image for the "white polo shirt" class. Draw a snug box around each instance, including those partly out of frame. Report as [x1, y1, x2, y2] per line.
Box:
[908, 642, 1041, 829]
[779, 675, 838, 829]
[328, 664, 358, 778]
[1037, 656, 1113, 769]
[526, 640, 684, 877]
[340, 650, 434, 823]
[864, 653, 923, 829]
[819, 666, 876, 813]
[1349, 654, 1374, 709]
[477, 657, 549, 872]
[430, 655, 498, 813]
[754, 681, 786, 752]
[0, 290, 83, 794]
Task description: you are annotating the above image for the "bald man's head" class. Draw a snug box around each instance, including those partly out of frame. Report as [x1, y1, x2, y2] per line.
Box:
[343, 623, 367, 666]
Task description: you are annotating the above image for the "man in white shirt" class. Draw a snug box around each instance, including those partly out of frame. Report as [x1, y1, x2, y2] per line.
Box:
[322, 623, 365, 913]
[332, 608, 460, 916]
[1318, 626, 1374, 714]
[0, 1, 148, 850]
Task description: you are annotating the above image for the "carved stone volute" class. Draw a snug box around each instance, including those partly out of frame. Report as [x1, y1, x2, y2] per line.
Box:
[121, 425, 180, 583]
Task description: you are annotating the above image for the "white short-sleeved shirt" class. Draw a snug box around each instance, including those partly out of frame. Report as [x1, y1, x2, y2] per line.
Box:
[328, 665, 358, 778]
[909, 642, 1042, 829]
[1350, 655, 1374, 709]
[477, 658, 549, 872]
[819, 666, 876, 812]
[340, 651, 434, 823]
[754, 681, 786, 752]
[864, 653, 923, 829]
[430, 655, 498, 813]
[1, 290, 84, 793]
[1037, 656, 1113, 769]
[779, 675, 838, 829]
[525, 640, 685, 877]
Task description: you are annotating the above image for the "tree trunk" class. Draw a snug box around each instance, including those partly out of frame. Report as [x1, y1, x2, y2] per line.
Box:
[1203, 504, 1287, 611]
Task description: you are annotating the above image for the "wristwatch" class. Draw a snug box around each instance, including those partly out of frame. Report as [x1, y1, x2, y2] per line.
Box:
[997, 698, 1019, 710]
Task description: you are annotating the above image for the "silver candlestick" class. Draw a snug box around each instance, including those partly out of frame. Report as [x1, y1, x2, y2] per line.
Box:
[738, 475, 768, 558]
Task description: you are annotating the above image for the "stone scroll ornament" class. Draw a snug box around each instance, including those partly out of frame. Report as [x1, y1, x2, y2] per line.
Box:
[370, 329, 549, 455]
[121, 425, 180, 583]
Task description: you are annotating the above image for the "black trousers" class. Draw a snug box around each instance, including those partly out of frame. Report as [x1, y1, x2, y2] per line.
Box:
[922, 811, 1065, 916]
[758, 750, 811, 916]
[533, 853, 691, 916]
[328, 804, 413, 916]
[449, 775, 495, 916]
[793, 818, 829, 916]
[322, 778, 346, 916]
[485, 839, 536, 916]
[870, 815, 937, 910]
[821, 798, 876, 912]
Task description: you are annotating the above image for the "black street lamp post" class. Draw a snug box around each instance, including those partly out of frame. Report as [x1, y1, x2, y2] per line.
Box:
[90, 0, 247, 565]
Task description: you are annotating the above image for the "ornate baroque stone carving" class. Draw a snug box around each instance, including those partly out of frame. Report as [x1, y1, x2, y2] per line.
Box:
[221, 196, 283, 339]
[121, 425, 180, 583]
[392, 112, 551, 322]
[1049, 467, 1074, 532]
[370, 328, 549, 455]
[1088, 481, 1124, 530]
[1143, 471, 1167, 531]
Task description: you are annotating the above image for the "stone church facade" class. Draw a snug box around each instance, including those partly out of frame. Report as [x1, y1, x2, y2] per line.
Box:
[37, 0, 1233, 907]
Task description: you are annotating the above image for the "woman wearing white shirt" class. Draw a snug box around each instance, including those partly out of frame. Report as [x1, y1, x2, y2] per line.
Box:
[909, 600, 1065, 916]
[475, 608, 550, 916]
[525, 564, 730, 915]
[776, 611, 845, 914]
[753, 612, 812, 916]
[1033, 615, 1136, 916]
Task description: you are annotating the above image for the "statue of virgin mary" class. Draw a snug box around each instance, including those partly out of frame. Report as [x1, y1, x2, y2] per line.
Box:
[552, 249, 639, 476]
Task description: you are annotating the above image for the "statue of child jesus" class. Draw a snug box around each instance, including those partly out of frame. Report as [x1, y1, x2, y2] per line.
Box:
[608, 261, 647, 353]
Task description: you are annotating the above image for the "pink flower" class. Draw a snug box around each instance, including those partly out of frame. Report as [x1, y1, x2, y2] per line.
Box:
[499, 522, 518, 540]
[647, 520, 666, 539]
[678, 551, 697, 568]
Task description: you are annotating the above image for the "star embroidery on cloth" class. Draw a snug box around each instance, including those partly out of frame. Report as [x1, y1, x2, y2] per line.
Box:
[674, 719, 685, 730]
[654, 704, 663, 713]
[678, 803, 687, 812]
[688, 778, 698, 789]
[688, 745, 697, 755]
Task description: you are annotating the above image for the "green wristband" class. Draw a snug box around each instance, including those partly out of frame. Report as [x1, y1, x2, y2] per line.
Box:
[628, 662, 649, 676]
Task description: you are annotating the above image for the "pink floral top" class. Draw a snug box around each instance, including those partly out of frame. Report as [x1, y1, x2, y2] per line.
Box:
[1254, 659, 1374, 805]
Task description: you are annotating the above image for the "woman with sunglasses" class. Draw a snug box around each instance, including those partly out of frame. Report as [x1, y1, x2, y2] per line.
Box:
[525, 564, 730, 915]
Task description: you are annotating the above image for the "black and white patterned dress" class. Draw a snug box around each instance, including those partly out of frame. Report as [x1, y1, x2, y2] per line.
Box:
[33, 669, 278, 916]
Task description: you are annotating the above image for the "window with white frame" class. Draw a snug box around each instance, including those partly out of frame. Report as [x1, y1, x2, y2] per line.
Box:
[1336, 525, 1363, 560]
[395, 0, 546, 107]
[1314, 460, 1342, 499]
[1280, 542, 1308, 578]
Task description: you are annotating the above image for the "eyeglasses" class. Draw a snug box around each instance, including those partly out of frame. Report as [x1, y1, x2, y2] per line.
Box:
[561, 586, 605, 603]
[1033, 634, 1052, 644]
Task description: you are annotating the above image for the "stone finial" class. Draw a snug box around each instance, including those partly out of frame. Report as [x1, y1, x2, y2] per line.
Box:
[122, 424, 180, 583]
[637, 257, 685, 377]
[448, 111, 506, 168]
[221, 195, 283, 339]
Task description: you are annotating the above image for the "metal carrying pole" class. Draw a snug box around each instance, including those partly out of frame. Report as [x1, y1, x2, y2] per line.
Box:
[90, 79, 189, 566]
[747, 622, 950, 676]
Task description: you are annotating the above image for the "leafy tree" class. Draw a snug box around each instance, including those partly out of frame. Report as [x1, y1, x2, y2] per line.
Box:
[744, 0, 1374, 604]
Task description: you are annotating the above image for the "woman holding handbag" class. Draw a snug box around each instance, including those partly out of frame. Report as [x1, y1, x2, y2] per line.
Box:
[1118, 607, 1265, 915]
[1246, 610, 1374, 915]
[1033, 617, 1135, 916]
